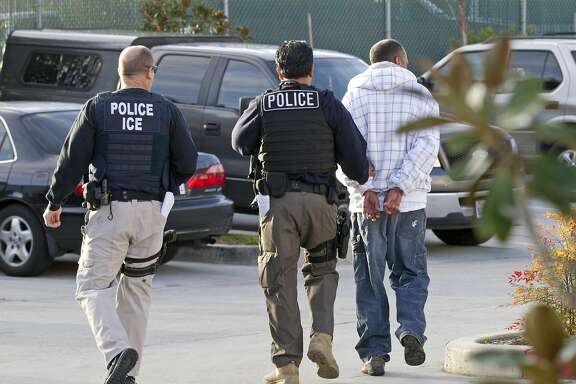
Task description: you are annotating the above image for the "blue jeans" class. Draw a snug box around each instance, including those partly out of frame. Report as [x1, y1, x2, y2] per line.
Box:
[351, 210, 429, 361]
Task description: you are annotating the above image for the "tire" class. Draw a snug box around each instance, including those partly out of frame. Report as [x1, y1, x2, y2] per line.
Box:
[0, 205, 52, 276]
[554, 147, 576, 168]
[432, 228, 492, 246]
[159, 239, 206, 265]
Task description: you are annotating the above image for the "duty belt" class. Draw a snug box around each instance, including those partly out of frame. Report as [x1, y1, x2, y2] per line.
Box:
[110, 189, 162, 202]
[288, 180, 328, 195]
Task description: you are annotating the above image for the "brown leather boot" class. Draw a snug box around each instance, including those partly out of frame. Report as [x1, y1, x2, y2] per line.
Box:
[361, 356, 386, 376]
[263, 362, 299, 384]
[307, 332, 340, 379]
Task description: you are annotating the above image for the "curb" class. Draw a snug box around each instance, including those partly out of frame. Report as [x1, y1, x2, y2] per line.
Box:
[444, 332, 530, 379]
[174, 244, 259, 266]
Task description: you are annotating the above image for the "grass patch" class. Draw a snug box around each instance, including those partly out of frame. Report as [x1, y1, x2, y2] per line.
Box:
[215, 233, 259, 246]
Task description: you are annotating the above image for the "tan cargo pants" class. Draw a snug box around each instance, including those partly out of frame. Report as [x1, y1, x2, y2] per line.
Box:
[75, 200, 166, 377]
[259, 192, 339, 368]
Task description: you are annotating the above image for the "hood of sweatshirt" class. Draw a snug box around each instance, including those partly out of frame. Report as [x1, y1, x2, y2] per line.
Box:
[347, 61, 417, 92]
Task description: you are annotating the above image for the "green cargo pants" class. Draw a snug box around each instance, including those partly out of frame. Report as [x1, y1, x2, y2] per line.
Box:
[258, 192, 339, 368]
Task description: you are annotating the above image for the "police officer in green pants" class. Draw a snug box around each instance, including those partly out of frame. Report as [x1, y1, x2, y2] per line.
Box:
[232, 40, 369, 384]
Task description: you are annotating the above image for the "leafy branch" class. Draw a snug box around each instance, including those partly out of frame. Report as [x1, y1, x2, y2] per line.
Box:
[141, 0, 251, 41]
[402, 36, 576, 383]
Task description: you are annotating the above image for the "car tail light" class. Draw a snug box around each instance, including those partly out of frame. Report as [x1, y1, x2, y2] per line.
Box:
[186, 164, 225, 190]
[74, 181, 83, 197]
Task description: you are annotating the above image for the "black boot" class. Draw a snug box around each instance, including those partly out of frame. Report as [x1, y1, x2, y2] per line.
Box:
[105, 349, 139, 384]
[401, 335, 426, 366]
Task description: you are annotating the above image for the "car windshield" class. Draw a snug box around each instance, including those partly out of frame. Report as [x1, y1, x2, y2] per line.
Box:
[268, 57, 368, 99]
[21, 111, 78, 155]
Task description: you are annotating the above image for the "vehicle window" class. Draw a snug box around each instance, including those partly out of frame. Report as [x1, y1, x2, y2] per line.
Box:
[217, 61, 271, 109]
[21, 111, 78, 155]
[313, 58, 368, 99]
[0, 120, 15, 161]
[152, 55, 211, 104]
[438, 50, 563, 93]
[267, 58, 368, 100]
[22, 52, 102, 89]
[438, 51, 485, 79]
[541, 53, 563, 92]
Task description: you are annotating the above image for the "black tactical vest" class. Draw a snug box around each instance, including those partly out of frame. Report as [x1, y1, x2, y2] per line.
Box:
[93, 90, 170, 194]
[259, 84, 336, 174]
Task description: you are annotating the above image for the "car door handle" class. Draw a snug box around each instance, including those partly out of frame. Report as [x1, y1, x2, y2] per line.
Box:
[545, 100, 560, 110]
[203, 122, 221, 136]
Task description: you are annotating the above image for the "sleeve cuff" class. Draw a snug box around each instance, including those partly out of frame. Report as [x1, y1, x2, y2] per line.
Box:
[358, 177, 375, 194]
[48, 202, 61, 211]
[388, 174, 409, 194]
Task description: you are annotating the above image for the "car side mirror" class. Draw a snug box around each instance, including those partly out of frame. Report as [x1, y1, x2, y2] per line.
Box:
[417, 76, 434, 92]
[239, 97, 254, 115]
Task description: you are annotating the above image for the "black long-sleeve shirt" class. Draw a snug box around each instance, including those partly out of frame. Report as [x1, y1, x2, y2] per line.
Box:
[46, 88, 198, 208]
[231, 82, 369, 185]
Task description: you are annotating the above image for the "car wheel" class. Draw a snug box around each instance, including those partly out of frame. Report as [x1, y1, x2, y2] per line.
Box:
[0, 205, 52, 276]
[432, 228, 492, 246]
[557, 148, 576, 168]
[159, 240, 205, 265]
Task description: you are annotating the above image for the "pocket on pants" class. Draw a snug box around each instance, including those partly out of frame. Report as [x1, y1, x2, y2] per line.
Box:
[258, 251, 283, 290]
[308, 258, 337, 277]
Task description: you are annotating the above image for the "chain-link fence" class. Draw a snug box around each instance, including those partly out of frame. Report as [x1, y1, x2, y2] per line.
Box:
[1, 0, 576, 69]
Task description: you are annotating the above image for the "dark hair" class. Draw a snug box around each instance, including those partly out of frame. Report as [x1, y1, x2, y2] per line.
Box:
[369, 39, 405, 64]
[275, 40, 313, 78]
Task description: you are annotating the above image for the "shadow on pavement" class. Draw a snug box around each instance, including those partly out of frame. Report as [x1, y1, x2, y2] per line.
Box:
[427, 241, 528, 262]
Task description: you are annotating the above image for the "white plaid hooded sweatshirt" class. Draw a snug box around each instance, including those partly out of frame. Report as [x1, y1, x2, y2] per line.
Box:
[336, 62, 440, 213]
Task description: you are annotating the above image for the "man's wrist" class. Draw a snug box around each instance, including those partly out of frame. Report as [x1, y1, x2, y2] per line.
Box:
[48, 202, 61, 211]
[359, 177, 375, 195]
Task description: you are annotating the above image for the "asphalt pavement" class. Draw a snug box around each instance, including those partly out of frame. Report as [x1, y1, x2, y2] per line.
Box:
[0, 206, 549, 384]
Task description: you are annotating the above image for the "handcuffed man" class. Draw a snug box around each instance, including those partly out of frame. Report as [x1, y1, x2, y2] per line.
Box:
[337, 39, 440, 376]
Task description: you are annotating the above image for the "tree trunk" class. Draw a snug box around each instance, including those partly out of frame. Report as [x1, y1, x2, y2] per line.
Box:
[458, 0, 467, 46]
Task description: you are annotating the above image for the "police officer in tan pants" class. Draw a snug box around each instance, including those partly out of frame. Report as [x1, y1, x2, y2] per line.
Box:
[43, 46, 198, 384]
[232, 40, 369, 384]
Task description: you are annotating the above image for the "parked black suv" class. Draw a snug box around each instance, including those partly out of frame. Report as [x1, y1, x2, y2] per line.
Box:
[0, 29, 241, 103]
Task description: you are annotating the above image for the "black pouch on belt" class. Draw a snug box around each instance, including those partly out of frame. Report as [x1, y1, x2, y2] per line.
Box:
[264, 172, 288, 198]
[82, 180, 101, 211]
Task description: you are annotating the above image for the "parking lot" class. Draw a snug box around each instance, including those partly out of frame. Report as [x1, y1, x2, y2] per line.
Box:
[0, 205, 546, 384]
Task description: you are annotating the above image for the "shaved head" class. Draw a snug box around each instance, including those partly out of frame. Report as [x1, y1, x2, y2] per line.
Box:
[369, 39, 408, 67]
[118, 45, 154, 78]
